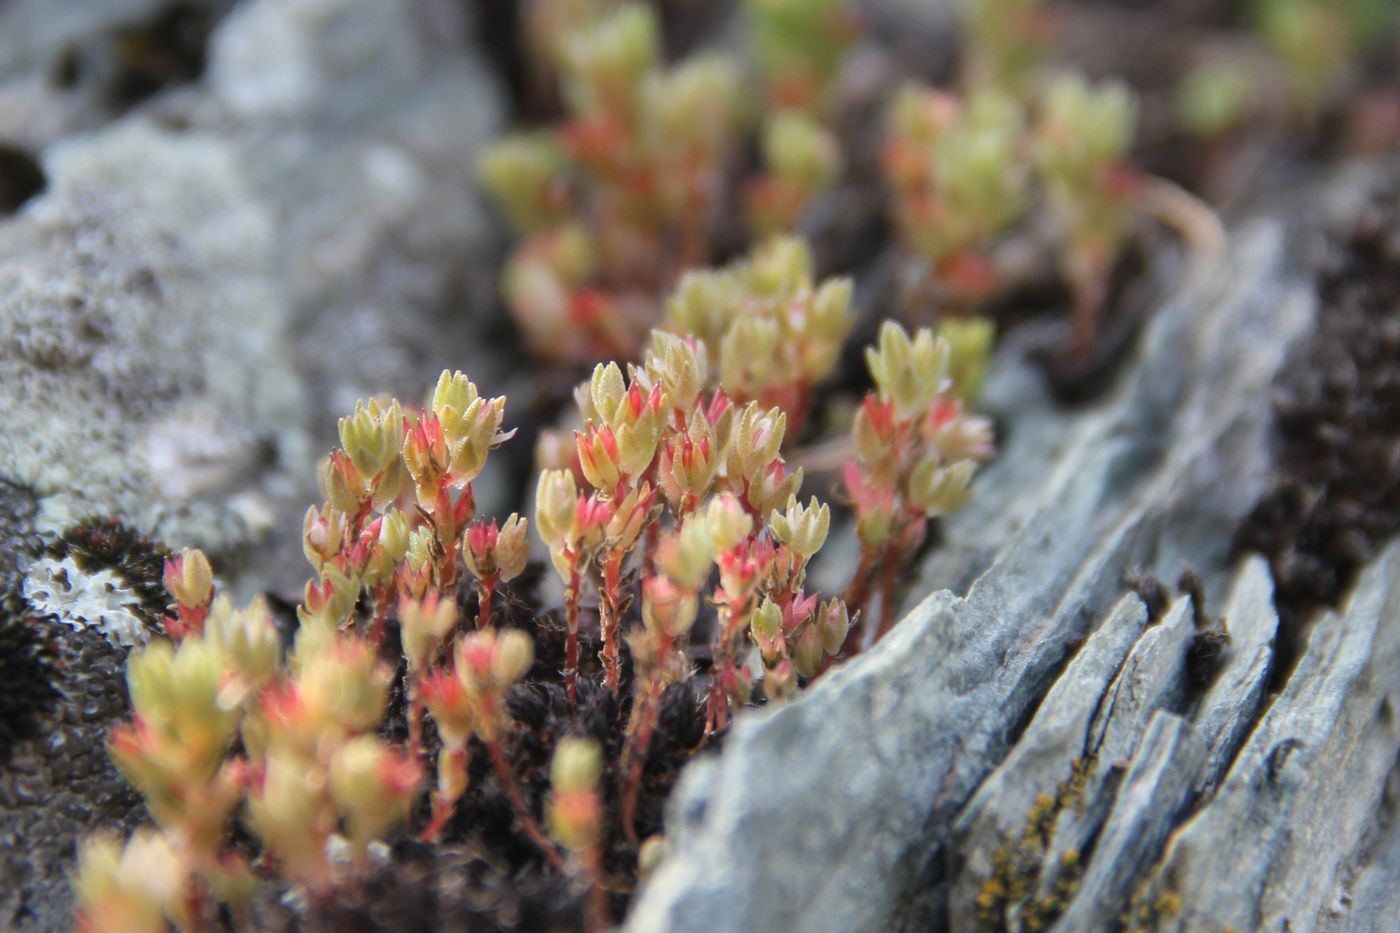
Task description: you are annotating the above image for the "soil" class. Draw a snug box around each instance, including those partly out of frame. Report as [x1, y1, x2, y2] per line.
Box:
[1235, 170, 1400, 672]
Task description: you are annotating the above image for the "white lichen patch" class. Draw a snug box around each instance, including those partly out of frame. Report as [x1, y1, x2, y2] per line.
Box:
[23, 554, 151, 649]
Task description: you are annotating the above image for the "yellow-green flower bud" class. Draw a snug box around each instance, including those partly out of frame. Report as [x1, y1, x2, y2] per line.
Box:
[907, 455, 976, 515]
[535, 469, 579, 552]
[937, 316, 995, 400]
[476, 132, 568, 233]
[642, 576, 699, 639]
[337, 398, 407, 503]
[817, 598, 850, 655]
[665, 268, 741, 359]
[719, 316, 780, 400]
[399, 593, 457, 669]
[764, 111, 841, 195]
[330, 736, 422, 854]
[799, 277, 855, 382]
[205, 595, 282, 705]
[656, 518, 715, 592]
[747, 235, 813, 300]
[645, 331, 708, 413]
[1035, 73, 1136, 197]
[547, 737, 603, 853]
[74, 830, 187, 933]
[561, 3, 659, 113]
[588, 361, 627, 426]
[246, 747, 330, 883]
[751, 597, 783, 650]
[492, 628, 535, 686]
[865, 321, 950, 421]
[793, 625, 824, 678]
[746, 462, 804, 519]
[551, 736, 602, 794]
[706, 493, 754, 552]
[650, 53, 744, 160]
[290, 638, 390, 737]
[164, 547, 213, 611]
[495, 513, 530, 583]
[728, 402, 787, 483]
[364, 511, 412, 588]
[302, 505, 348, 573]
[769, 494, 831, 560]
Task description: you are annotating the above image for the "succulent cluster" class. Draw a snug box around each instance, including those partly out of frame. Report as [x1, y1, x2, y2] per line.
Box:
[883, 69, 1139, 361]
[76, 228, 992, 929]
[1175, 0, 1396, 137]
[844, 321, 995, 642]
[481, 1, 854, 365]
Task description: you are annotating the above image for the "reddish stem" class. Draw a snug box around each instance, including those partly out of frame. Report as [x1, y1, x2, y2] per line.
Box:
[583, 845, 610, 933]
[565, 560, 581, 706]
[601, 552, 623, 693]
[702, 600, 741, 741]
[487, 740, 565, 871]
[873, 547, 903, 642]
[367, 585, 391, 648]
[620, 673, 663, 845]
[420, 748, 466, 842]
[477, 578, 495, 630]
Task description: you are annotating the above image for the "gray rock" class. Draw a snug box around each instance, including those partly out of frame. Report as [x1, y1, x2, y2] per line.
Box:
[0, 119, 304, 554]
[1025, 597, 1195, 916]
[947, 593, 1149, 929]
[1190, 554, 1279, 794]
[629, 213, 1314, 932]
[0, 3, 506, 926]
[1053, 711, 1205, 933]
[1132, 540, 1400, 933]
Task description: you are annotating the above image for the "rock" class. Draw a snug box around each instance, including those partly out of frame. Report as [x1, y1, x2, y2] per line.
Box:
[1189, 555, 1279, 795]
[0, 119, 304, 553]
[0, 3, 507, 926]
[1132, 539, 1400, 933]
[1054, 711, 1205, 932]
[627, 201, 1319, 931]
[947, 592, 1149, 928]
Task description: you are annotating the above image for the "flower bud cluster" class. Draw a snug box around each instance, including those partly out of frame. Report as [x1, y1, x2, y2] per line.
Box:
[665, 237, 854, 421]
[884, 85, 1028, 300]
[744, 0, 859, 114]
[844, 321, 994, 644]
[480, 3, 747, 362]
[882, 70, 1140, 359]
[85, 565, 422, 927]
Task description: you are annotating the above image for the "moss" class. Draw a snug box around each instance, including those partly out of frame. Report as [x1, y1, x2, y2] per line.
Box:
[0, 592, 61, 760]
[976, 758, 1096, 930]
[1123, 868, 1184, 932]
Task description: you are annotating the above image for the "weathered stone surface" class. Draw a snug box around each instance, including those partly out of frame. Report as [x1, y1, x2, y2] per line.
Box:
[1190, 554, 1279, 794]
[1026, 597, 1194, 913]
[628, 210, 1315, 932]
[1054, 711, 1204, 932]
[948, 593, 1149, 928]
[0, 3, 506, 926]
[1134, 540, 1400, 933]
[0, 119, 304, 552]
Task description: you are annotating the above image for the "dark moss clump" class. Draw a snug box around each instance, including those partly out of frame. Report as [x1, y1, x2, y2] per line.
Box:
[1236, 175, 1400, 658]
[49, 517, 171, 625]
[0, 592, 61, 761]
